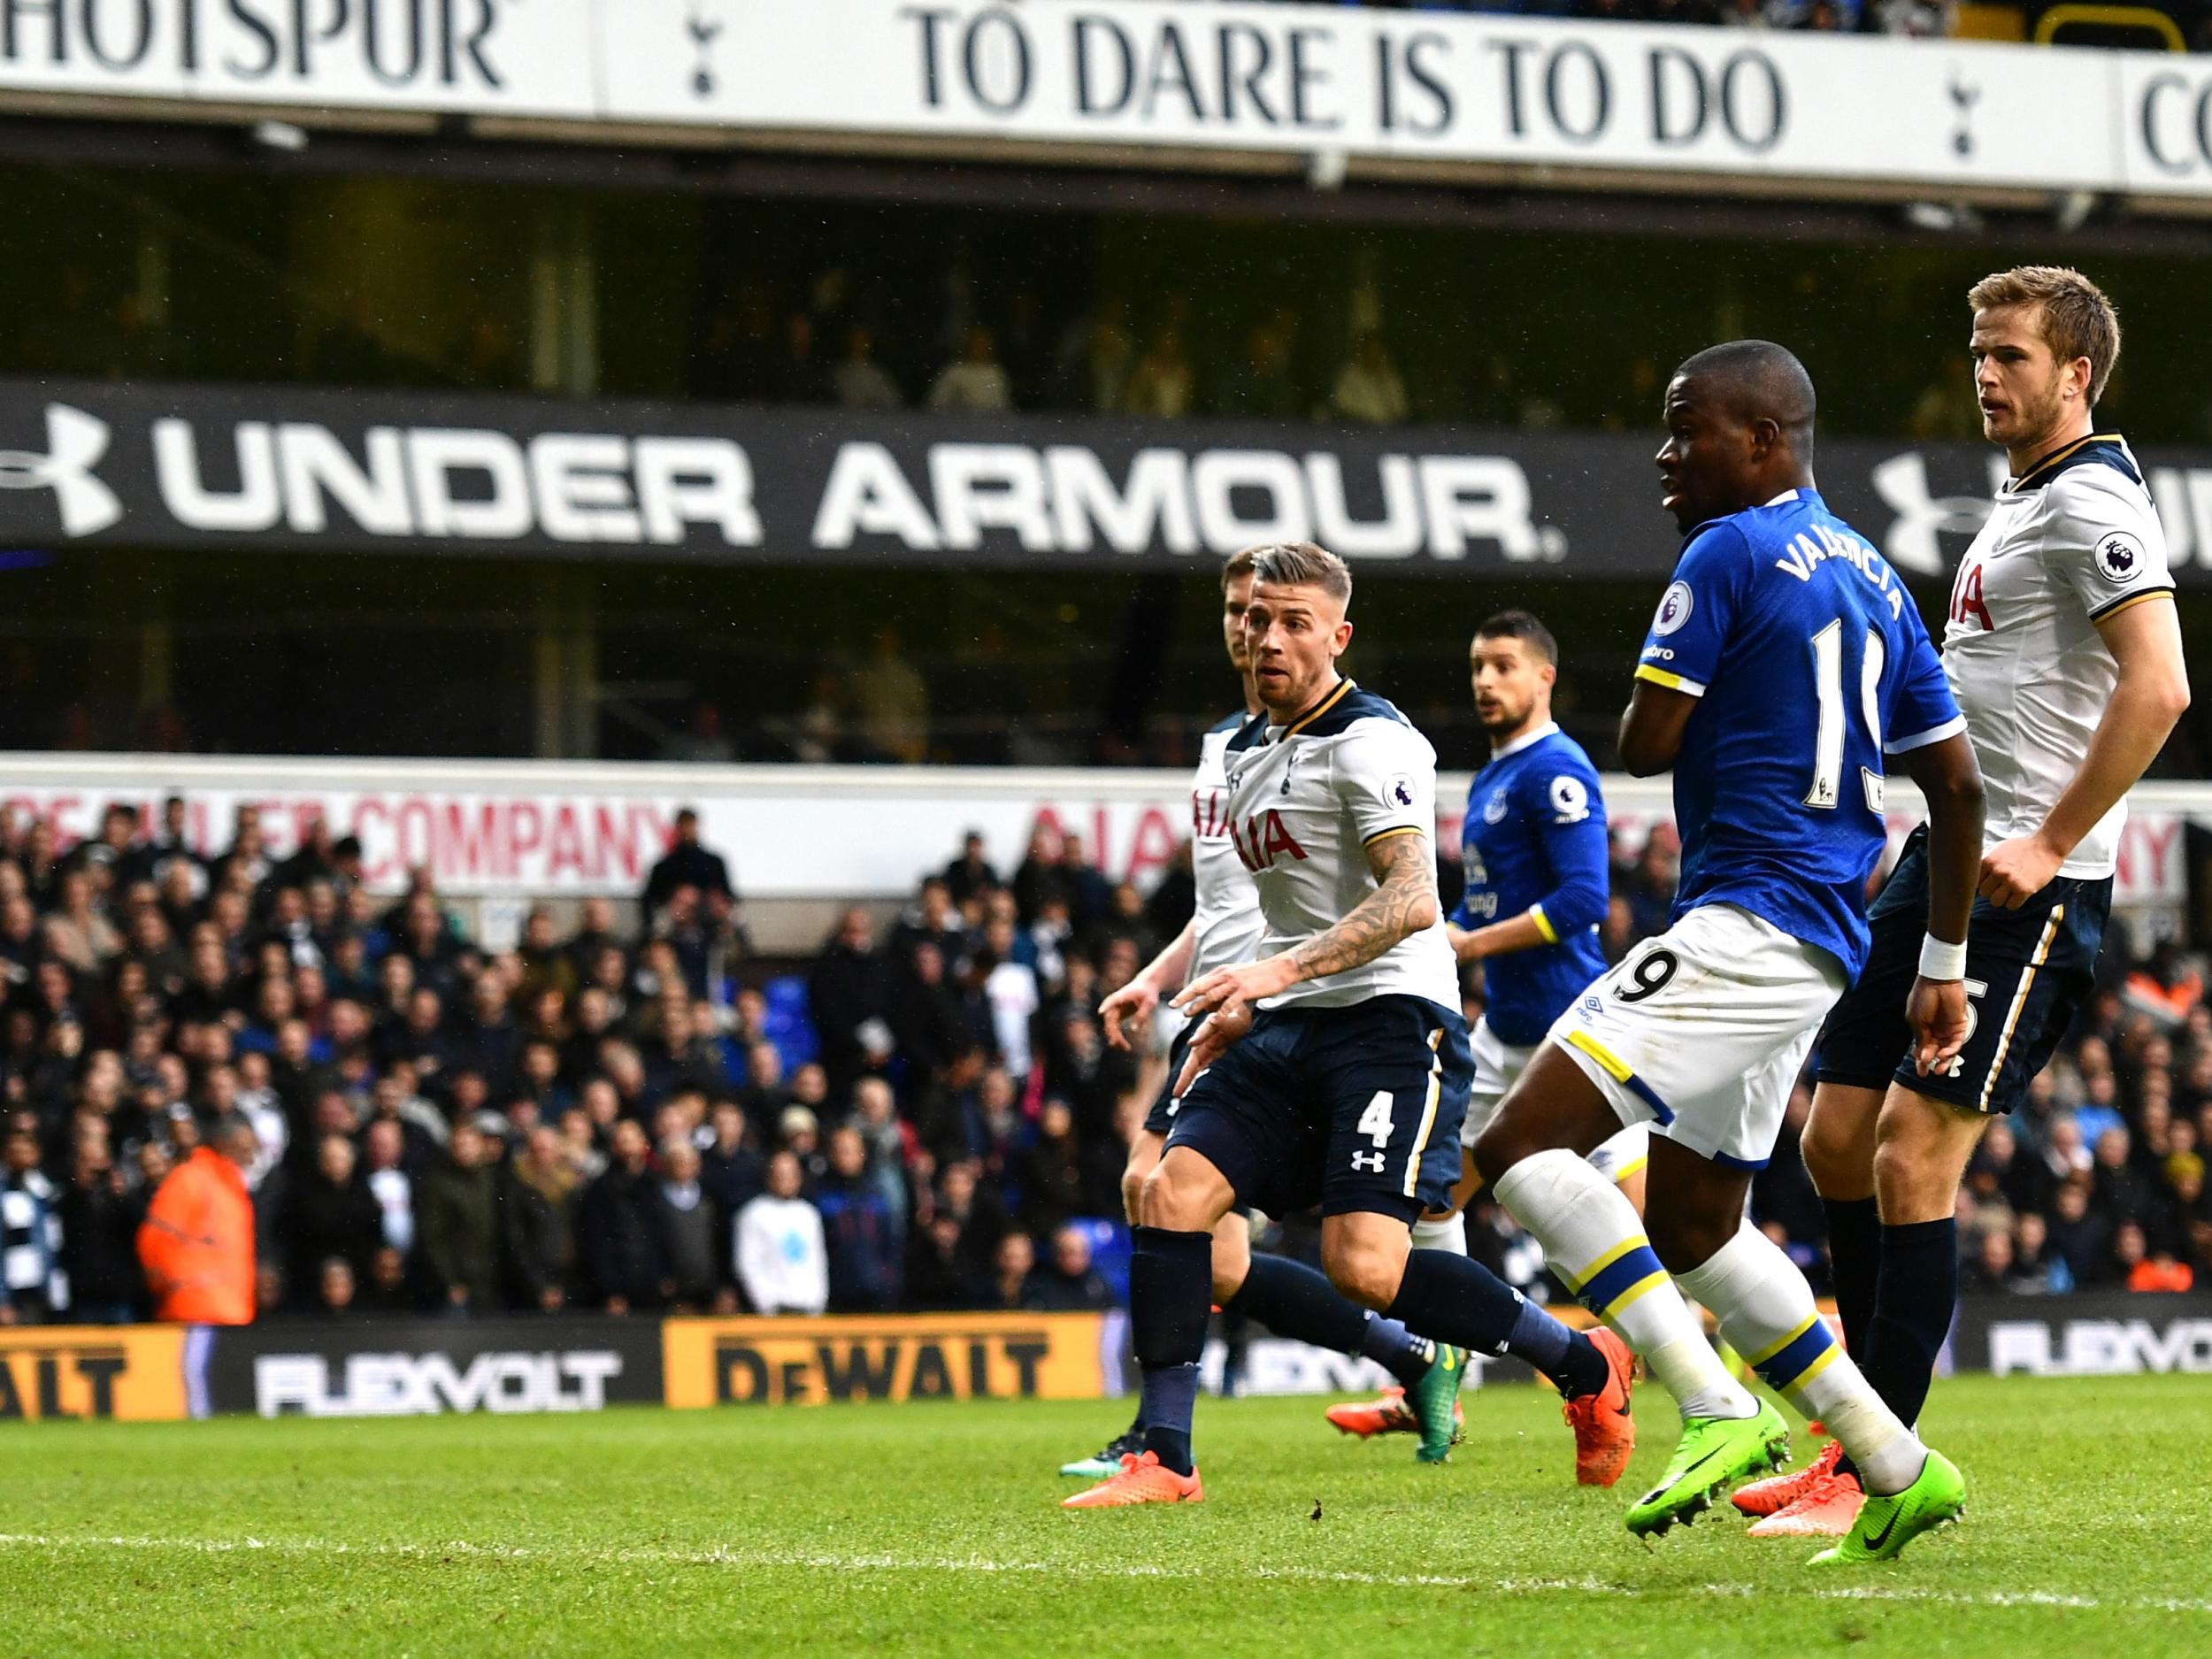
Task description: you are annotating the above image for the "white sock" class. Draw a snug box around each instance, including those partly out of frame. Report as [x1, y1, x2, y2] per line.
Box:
[1409, 1213, 1467, 1256]
[1675, 1221, 1926, 1494]
[1491, 1148, 1755, 1422]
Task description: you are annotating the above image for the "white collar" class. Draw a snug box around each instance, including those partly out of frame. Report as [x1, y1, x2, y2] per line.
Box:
[1764, 488, 1801, 507]
[1490, 720, 1560, 762]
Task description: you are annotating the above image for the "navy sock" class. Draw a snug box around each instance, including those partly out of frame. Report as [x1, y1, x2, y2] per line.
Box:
[1225, 1253, 1369, 1356]
[1386, 1249, 1603, 1394]
[1822, 1196, 1882, 1363]
[1359, 1312, 1439, 1389]
[1517, 1302, 1612, 1400]
[1129, 1225, 1215, 1476]
[1861, 1217, 1958, 1434]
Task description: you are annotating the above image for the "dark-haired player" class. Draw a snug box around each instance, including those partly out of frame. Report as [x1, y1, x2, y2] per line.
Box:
[1757, 268, 2191, 1538]
[1470, 341, 1985, 1564]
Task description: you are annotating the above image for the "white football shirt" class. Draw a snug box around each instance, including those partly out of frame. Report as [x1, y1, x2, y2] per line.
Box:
[1220, 680, 1459, 1011]
[1941, 434, 2174, 879]
[1187, 710, 1267, 984]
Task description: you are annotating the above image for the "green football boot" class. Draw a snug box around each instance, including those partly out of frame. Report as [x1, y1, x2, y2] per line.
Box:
[1059, 1425, 1145, 1479]
[1409, 1343, 1471, 1465]
[1809, 1449, 1965, 1564]
[1624, 1400, 1790, 1536]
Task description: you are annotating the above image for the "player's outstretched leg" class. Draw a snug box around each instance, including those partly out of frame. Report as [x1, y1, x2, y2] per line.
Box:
[1378, 1234, 1634, 1481]
[1487, 1148, 1780, 1529]
[1673, 1218, 1965, 1564]
[1225, 1253, 1467, 1462]
[1065, 1225, 1210, 1509]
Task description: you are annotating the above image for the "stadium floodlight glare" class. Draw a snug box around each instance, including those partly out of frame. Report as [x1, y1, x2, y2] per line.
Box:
[2054, 190, 2098, 234]
[250, 120, 310, 153]
[1306, 149, 1348, 192]
[1900, 201, 1984, 235]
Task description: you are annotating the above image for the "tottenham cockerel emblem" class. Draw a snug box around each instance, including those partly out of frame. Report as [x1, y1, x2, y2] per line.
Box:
[687, 4, 724, 98]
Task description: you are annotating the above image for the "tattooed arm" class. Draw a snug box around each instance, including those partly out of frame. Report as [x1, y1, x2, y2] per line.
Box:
[1171, 833, 1440, 1087]
[1288, 832, 1441, 981]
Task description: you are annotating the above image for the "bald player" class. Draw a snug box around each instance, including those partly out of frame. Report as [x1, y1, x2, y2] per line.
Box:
[1468, 342, 1989, 1565]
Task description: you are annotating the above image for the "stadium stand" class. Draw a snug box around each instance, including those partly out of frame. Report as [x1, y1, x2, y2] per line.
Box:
[1, 795, 2202, 1332]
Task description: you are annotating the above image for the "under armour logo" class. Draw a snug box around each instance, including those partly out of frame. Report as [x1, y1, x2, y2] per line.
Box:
[1350, 1151, 1386, 1172]
[0, 404, 122, 537]
[1870, 451, 1994, 576]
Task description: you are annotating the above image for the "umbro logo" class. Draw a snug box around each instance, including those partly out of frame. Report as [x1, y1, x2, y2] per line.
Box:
[0, 404, 122, 537]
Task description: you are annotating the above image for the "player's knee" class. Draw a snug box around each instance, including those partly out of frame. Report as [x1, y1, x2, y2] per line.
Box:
[1322, 1241, 1404, 1311]
[1119, 1165, 1148, 1226]
[1646, 1208, 1732, 1277]
[1470, 1121, 1531, 1188]
[1137, 1163, 1209, 1232]
[1798, 1107, 1866, 1196]
[1870, 1118, 1962, 1217]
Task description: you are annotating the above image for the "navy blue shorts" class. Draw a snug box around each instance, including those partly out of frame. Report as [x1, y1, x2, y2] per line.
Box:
[1142, 1023, 1196, 1139]
[1816, 826, 2109, 1116]
[1163, 995, 1471, 1223]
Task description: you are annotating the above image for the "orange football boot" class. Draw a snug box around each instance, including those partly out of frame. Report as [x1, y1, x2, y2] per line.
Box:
[1562, 1326, 1637, 1487]
[1061, 1450, 1205, 1509]
[1747, 1461, 1863, 1537]
[1732, 1436, 1844, 1517]
[1324, 1386, 1464, 1440]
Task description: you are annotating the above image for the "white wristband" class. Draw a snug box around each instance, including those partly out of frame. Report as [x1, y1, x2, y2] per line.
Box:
[1918, 935, 1968, 981]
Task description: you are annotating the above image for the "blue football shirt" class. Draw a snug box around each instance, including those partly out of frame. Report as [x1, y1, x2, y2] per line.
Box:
[1635, 488, 1963, 979]
[1451, 725, 1611, 1047]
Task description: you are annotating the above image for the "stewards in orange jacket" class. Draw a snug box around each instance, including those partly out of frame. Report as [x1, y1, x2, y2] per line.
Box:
[137, 1119, 258, 1325]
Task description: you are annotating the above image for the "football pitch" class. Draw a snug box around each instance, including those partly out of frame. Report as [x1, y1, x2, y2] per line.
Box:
[2, 1375, 2207, 1657]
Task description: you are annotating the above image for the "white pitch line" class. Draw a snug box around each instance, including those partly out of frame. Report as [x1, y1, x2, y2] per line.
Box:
[0, 1532, 2207, 1617]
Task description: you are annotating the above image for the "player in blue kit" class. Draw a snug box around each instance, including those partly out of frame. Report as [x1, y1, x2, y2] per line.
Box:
[1469, 342, 1989, 1564]
[1327, 611, 1639, 1484]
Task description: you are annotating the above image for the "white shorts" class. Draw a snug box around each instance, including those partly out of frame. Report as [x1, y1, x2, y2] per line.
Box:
[1459, 1016, 1653, 1185]
[1548, 903, 1844, 1171]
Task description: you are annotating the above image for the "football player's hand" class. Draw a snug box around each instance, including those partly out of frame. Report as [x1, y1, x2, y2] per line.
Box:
[1907, 974, 1970, 1076]
[1172, 956, 1298, 1023]
[1175, 1004, 1253, 1095]
[1978, 833, 2063, 910]
[1098, 979, 1160, 1051]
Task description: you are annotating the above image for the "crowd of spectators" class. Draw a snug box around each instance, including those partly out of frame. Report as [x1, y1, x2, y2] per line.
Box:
[0, 795, 2205, 1337]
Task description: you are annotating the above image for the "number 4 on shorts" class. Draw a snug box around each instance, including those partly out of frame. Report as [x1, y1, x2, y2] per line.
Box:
[1357, 1091, 1394, 1145]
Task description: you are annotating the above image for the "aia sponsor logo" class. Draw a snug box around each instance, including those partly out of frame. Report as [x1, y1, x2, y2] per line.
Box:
[1230, 810, 1307, 872]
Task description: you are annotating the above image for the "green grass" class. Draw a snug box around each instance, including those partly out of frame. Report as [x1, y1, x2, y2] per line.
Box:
[1, 1375, 2208, 1656]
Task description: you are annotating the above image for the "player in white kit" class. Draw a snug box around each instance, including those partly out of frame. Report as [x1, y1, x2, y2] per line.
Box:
[1064, 542, 1632, 1509]
[1058, 548, 1465, 1479]
[1755, 268, 2193, 1538]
